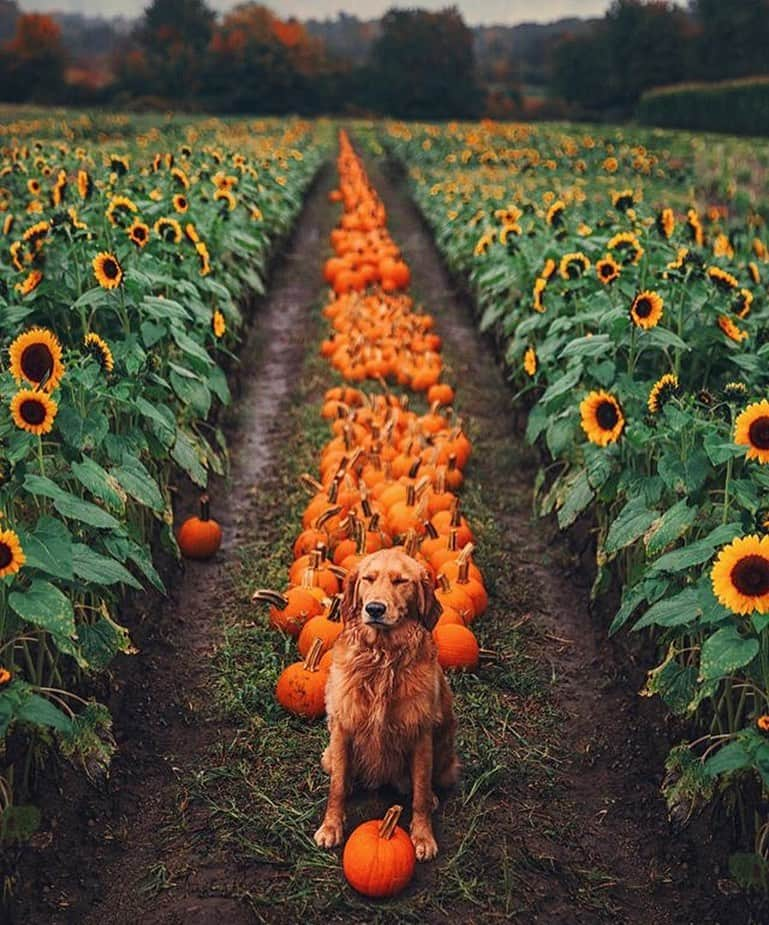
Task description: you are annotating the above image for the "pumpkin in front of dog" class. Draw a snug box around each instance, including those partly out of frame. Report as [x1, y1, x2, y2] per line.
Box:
[275, 638, 330, 719]
[432, 623, 479, 671]
[177, 494, 222, 560]
[343, 805, 416, 898]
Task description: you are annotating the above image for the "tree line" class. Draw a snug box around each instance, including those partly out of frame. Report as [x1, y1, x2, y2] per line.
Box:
[0, 0, 767, 119]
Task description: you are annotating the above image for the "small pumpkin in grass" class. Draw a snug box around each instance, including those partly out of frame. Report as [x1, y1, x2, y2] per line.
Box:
[427, 382, 454, 407]
[432, 623, 479, 671]
[252, 586, 324, 637]
[177, 494, 222, 560]
[343, 805, 416, 898]
[275, 638, 330, 719]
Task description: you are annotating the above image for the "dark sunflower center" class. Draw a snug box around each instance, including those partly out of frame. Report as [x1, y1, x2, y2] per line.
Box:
[731, 555, 769, 597]
[601, 263, 614, 278]
[20, 397, 46, 425]
[748, 417, 769, 450]
[21, 343, 53, 382]
[103, 258, 119, 279]
[634, 297, 652, 318]
[0, 541, 12, 569]
[133, 227, 147, 240]
[596, 400, 619, 430]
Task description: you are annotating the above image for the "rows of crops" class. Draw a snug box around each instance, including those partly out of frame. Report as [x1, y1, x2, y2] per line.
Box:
[382, 120, 769, 882]
[0, 113, 328, 837]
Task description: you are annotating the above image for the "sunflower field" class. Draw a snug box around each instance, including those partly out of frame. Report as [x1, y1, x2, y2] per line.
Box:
[0, 112, 328, 837]
[382, 120, 769, 880]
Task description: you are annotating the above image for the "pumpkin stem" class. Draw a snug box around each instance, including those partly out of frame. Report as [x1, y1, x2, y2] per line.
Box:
[315, 505, 342, 530]
[408, 458, 422, 479]
[448, 453, 458, 472]
[252, 588, 289, 609]
[379, 805, 404, 840]
[437, 573, 451, 593]
[423, 520, 439, 540]
[199, 494, 211, 522]
[436, 468, 446, 495]
[303, 637, 326, 672]
[300, 473, 324, 495]
[448, 528, 458, 552]
[327, 595, 342, 623]
[404, 529, 420, 558]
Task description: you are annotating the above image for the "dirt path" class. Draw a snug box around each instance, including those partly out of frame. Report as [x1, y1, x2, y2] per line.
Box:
[11, 144, 760, 924]
[12, 163, 337, 925]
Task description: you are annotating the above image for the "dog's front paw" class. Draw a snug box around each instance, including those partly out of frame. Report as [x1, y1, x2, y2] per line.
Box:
[314, 819, 344, 849]
[410, 827, 438, 861]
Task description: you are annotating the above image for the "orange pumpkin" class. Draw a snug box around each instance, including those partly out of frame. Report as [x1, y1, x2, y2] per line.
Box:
[275, 638, 329, 719]
[252, 587, 324, 637]
[297, 595, 343, 657]
[432, 623, 479, 670]
[177, 494, 222, 560]
[343, 805, 416, 898]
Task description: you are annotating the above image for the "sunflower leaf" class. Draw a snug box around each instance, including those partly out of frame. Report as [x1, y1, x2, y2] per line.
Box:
[699, 625, 760, 681]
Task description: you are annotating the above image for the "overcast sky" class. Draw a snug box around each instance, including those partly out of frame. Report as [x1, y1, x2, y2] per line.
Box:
[17, 0, 615, 26]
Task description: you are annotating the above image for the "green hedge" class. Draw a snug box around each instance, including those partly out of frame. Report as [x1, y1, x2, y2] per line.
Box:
[638, 76, 769, 136]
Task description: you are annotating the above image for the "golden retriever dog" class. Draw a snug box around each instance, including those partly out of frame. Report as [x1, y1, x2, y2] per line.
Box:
[313, 547, 459, 860]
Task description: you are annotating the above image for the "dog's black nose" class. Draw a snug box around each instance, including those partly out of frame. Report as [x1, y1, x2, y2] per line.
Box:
[365, 601, 387, 620]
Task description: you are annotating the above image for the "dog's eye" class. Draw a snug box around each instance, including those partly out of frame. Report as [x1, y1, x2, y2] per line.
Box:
[391, 577, 408, 585]
[361, 575, 374, 582]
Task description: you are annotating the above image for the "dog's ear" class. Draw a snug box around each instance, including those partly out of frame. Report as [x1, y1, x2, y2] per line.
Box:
[340, 565, 361, 624]
[417, 570, 442, 631]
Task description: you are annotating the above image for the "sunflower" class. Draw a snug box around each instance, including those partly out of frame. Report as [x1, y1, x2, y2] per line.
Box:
[718, 315, 748, 343]
[523, 346, 537, 377]
[603, 156, 618, 173]
[250, 205, 263, 222]
[9, 327, 64, 391]
[108, 154, 129, 175]
[748, 261, 761, 285]
[545, 200, 565, 227]
[596, 256, 620, 285]
[67, 207, 88, 231]
[0, 667, 10, 687]
[474, 232, 494, 257]
[707, 265, 739, 291]
[126, 220, 149, 249]
[723, 381, 748, 402]
[154, 217, 182, 244]
[533, 276, 547, 313]
[540, 257, 556, 281]
[647, 373, 679, 414]
[2, 213, 14, 236]
[214, 188, 237, 211]
[27, 178, 41, 196]
[630, 290, 663, 329]
[212, 310, 226, 339]
[758, 715, 769, 733]
[184, 222, 200, 244]
[172, 194, 189, 214]
[22, 219, 50, 250]
[78, 334, 113, 377]
[106, 195, 138, 227]
[656, 208, 675, 239]
[713, 234, 734, 259]
[734, 288, 753, 319]
[580, 390, 624, 446]
[712, 534, 769, 615]
[608, 231, 644, 265]
[77, 169, 93, 200]
[52, 170, 67, 207]
[171, 167, 190, 189]
[611, 188, 635, 211]
[15, 269, 43, 296]
[0, 528, 24, 578]
[10, 389, 58, 435]
[686, 208, 704, 246]
[734, 400, 769, 464]
[559, 251, 590, 280]
[196, 241, 211, 276]
[9, 241, 26, 272]
[92, 252, 123, 290]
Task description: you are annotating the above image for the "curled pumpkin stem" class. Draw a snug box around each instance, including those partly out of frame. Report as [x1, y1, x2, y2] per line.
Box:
[304, 637, 326, 672]
[252, 588, 289, 609]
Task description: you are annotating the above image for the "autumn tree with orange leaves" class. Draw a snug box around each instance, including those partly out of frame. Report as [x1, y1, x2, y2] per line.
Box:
[0, 13, 66, 103]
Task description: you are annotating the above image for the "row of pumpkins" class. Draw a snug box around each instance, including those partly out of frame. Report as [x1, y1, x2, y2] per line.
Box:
[181, 132, 487, 899]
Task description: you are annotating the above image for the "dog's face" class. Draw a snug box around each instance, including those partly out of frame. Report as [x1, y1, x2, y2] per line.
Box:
[341, 548, 441, 631]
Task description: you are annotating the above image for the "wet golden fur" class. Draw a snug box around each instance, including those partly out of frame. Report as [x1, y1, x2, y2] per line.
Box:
[314, 548, 459, 860]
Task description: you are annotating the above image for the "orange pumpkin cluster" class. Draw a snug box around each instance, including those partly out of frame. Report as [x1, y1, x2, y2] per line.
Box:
[319, 134, 443, 392]
[252, 131, 486, 721]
